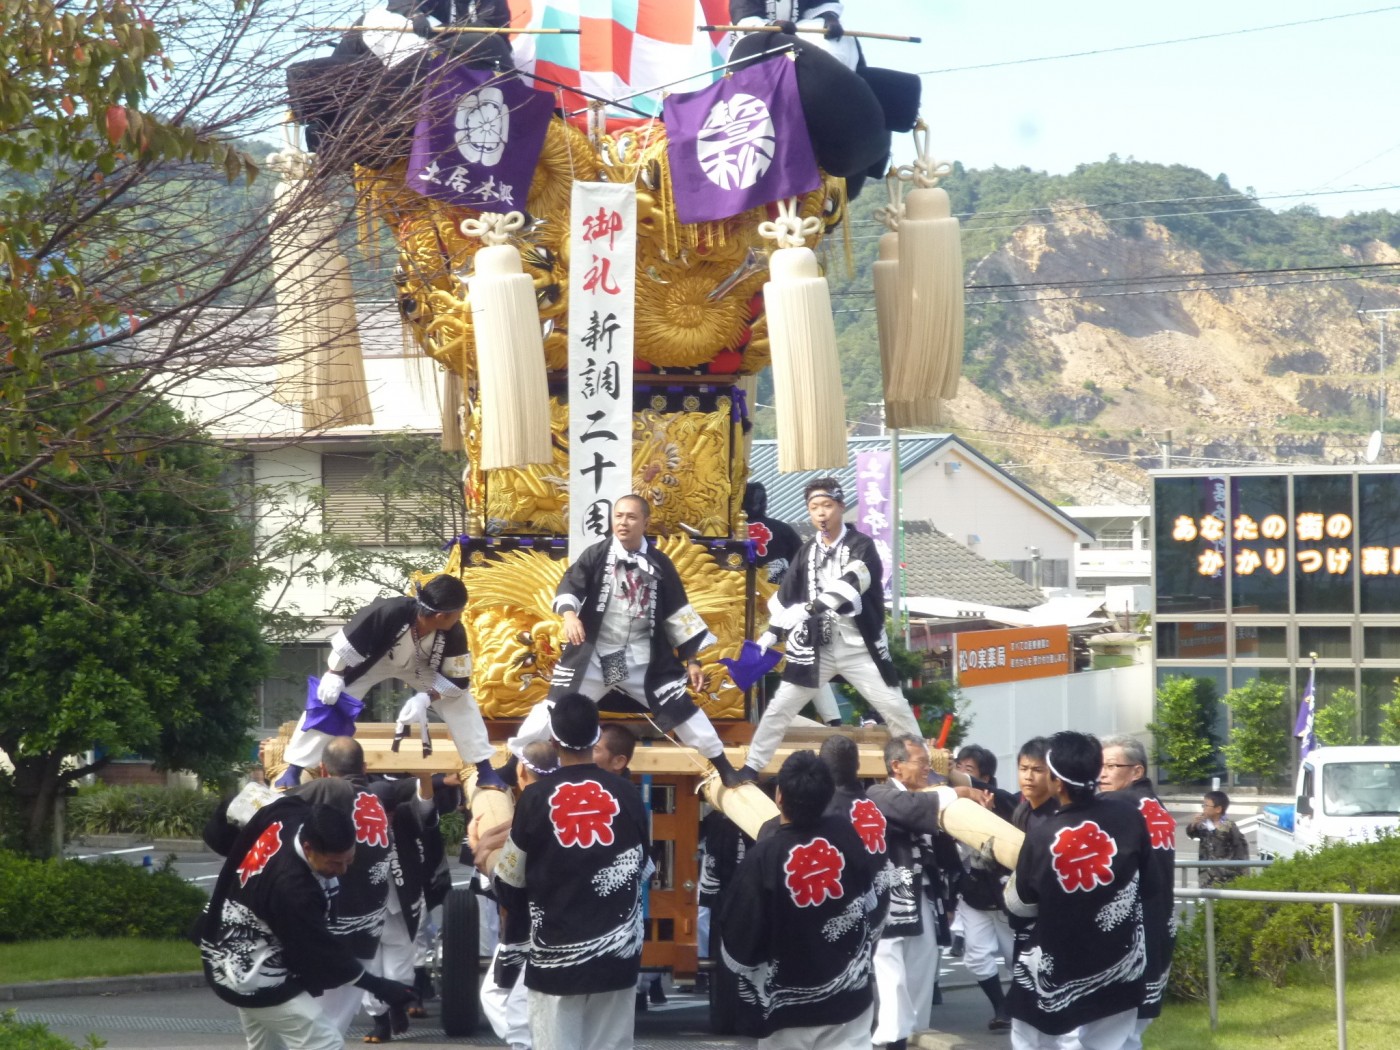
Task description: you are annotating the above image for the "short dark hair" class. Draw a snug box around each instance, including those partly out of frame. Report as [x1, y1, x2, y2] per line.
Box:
[550, 692, 600, 752]
[417, 574, 468, 613]
[299, 803, 355, 854]
[598, 723, 637, 764]
[1018, 736, 1049, 762]
[322, 736, 366, 777]
[819, 734, 860, 789]
[804, 476, 844, 504]
[742, 482, 768, 519]
[777, 750, 834, 827]
[957, 744, 997, 784]
[614, 493, 651, 520]
[883, 734, 923, 774]
[1204, 790, 1230, 812]
[1045, 731, 1102, 804]
[522, 740, 560, 776]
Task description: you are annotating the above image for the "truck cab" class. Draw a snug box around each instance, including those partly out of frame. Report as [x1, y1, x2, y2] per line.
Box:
[1257, 745, 1400, 859]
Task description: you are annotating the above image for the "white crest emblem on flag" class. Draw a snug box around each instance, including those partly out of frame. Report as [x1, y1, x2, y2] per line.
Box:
[696, 92, 776, 192]
[454, 87, 509, 167]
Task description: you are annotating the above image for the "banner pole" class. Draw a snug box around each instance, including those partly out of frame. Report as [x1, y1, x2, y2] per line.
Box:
[893, 426, 909, 651]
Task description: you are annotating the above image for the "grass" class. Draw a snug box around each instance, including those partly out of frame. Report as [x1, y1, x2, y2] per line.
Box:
[1147, 949, 1400, 1049]
[0, 939, 199, 984]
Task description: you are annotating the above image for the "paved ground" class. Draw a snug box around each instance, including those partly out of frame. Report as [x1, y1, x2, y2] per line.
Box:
[7, 974, 1008, 1050]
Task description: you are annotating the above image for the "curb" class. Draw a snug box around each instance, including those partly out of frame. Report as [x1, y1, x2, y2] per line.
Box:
[70, 834, 210, 854]
[0, 972, 204, 1001]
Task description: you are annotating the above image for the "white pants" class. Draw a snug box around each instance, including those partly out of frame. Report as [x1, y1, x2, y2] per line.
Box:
[481, 944, 531, 1049]
[526, 986, 635, 1050]
[872, 902, 940, 1045]
[1122, 1016, 1152, 1050]
[811, 684, 841, 723]
[509, 654, 723, 758]
[284, 668, 493, 769]
[238, 991, 343, 1050]
[962, 905, 1014, 981]
[697, 905, 711, 958]
[1012, 1009, 1136, 1050]
[414, 904, 440, 968]
[748, 632, 921, 772]
[319, 977, 368, 1035]
[759, 1003, 873, 1050]
[365, 904, 416, 1017]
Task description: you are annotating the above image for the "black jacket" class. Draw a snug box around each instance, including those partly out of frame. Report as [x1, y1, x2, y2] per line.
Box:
[865, 781, 950, 938]
[332, 595, 470, 696]
[198, 796, 364, 1008]
[721, 815, 881, 1037]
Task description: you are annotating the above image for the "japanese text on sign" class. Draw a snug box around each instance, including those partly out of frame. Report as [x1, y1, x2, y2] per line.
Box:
[1171, 513, 1363, 576]
[953, 625, 1071, 686]
[856, 450, 894, 600]
[567, 183, 636, 560]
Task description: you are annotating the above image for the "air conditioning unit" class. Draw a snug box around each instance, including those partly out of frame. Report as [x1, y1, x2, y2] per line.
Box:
[967, 534, 981, 546]
[944, 460, 962, 476]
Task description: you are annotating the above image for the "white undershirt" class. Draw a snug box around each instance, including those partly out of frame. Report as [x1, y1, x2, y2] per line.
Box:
[595, 537, 654, 667]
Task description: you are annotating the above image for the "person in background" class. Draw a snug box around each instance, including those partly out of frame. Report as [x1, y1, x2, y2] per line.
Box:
[1186, 791, 1250, 888]
[594, 723, 638, 778]
[1098, 734, 1176, 1050]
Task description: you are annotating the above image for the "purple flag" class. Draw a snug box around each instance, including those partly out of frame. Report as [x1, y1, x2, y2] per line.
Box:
[1294, 663, 1317, 758]
[407, 61, 554, 213]
[856, 449, 894, 600]
[663, 55, 820, 224]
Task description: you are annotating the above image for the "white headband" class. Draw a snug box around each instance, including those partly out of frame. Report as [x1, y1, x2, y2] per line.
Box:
[1044, 748, 1094, 789]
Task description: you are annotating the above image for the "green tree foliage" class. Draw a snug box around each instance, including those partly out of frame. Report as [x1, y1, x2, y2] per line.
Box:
[0, 388, 270, 855]
[1378, 679, 1400, 746]
[1221, 678, 1291, 783]
[1148, 675, 1219, 784]
[1313, 686, 1361, 747]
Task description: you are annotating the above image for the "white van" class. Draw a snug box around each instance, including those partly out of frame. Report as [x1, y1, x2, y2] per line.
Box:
[1257, 745, 1400, 859]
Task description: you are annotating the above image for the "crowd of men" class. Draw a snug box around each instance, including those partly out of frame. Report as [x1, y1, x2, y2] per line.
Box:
[196, 476, 1183, 1050]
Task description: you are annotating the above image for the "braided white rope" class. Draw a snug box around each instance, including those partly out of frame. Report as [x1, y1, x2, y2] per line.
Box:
[459, 210, 526, 245]
[897, 119, 953, 190]
[757, 197, 821, 249]
[875, 169, 905, 232]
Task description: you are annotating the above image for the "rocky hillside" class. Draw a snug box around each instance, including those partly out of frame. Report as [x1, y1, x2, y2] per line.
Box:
[817, 159, 1400, 504]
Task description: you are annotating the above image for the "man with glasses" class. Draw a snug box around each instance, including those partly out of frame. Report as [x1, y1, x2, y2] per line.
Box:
[1098, 735, 1176, 1050]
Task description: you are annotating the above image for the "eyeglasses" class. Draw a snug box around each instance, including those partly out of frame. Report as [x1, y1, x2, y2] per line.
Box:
[1101, 763, 1141, 770]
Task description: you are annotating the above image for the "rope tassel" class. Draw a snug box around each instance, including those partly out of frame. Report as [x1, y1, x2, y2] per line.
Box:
[760, 199, 847, 473]
[462, 211, 553, 471]
[889, 123, 964, 408]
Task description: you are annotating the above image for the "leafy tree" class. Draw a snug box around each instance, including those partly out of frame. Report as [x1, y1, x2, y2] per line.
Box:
[1221, 678, 1291, 784]
[0, 387, 271, 856]
[1313, 686, 1361, 747]
[1377, 679, 1400, 746]
[1148, 675, 1219, 784]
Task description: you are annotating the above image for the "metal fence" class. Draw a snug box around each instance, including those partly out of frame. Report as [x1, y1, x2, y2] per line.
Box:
[1175, 858, 1273, 888]
[1173, 884, 1400, 1050]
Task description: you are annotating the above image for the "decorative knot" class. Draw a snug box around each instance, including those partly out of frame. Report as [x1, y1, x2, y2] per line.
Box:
[897, 119, 953, 190]
[757, 198, 821, 249]
[459, 210, 526, 245]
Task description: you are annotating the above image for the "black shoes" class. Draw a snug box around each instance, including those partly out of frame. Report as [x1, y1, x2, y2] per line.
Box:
[710, 752, 759, 788]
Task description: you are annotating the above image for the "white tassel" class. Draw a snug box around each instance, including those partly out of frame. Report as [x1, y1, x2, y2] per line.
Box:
[874, 171, 941, 429]
[440, 368, 464, 452]
[890, 123, 964, 405]
[463, 212, 552, 471]
[760, 200, 847, 473]
[266, 145, 372, 428]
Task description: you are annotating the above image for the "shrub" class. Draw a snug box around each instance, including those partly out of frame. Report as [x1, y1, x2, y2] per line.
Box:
[1222, 678, 1290, 783]
[1149, 675, 1219, 784]
[67, 785, 219, 840]
[0, 1012, 101, 1050]
[1377, 680, 1400, 745]
[1314, 687, 1361, 747]
[1171, 833, 1400, 994]
[0, 851, 206, 943]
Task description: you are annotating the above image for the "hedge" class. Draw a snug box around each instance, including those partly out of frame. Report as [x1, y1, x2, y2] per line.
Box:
[67, 785, 219, 840]
[1170, 833, 1400, 998]
[0, 1012, 93, 1050]
[0, 851, 206, 943]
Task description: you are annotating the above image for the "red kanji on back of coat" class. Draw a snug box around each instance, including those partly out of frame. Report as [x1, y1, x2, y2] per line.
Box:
[237, 821, 283, 888]
[1050, 821, 1118, 893]
[353, 792, 389, 848]
[549, 781, 620, 848]
[850, 798, 887, 855]
[784, 837, 845, 907]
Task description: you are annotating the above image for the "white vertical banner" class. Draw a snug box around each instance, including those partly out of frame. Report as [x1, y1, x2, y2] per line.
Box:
[567, 181, 637, 560]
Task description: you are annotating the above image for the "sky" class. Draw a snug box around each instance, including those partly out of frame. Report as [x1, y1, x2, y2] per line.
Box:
[853, 1, 1400, 216]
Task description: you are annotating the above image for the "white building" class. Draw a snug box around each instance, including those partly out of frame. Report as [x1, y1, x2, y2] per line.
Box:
[1063, 504, 1152, 613]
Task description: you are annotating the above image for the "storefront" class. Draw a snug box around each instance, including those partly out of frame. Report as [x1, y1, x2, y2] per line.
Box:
[1153, 466, 1400, 742]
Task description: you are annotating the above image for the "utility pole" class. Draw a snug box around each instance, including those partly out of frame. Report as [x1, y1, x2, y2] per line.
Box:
[1360, 307, 1400, 438]
[1160, 429, 1173, 470]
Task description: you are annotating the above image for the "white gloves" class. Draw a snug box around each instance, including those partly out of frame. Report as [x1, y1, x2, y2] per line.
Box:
[757, 631, 778, 654]
[395, 691, 433, 727]
[317, 672, 345, 705]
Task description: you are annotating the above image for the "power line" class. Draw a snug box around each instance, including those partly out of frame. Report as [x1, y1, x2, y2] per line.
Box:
[917, 5, 1400, 75]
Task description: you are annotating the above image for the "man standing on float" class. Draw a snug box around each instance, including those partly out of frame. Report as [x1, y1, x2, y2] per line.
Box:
[509, 494, 751, 788]
[735, 478, 922, 783]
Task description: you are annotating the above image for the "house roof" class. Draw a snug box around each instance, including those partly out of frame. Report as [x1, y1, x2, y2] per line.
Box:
[901, 521, 1046, 609]
[747, 434, 952, 522]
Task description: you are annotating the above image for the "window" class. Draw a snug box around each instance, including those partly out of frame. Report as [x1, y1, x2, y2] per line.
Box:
[1009, 558, 1069, 589]
[322, 452, 460, 545]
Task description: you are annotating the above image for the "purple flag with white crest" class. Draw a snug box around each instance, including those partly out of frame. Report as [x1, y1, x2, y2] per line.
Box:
[407, 60, 554, 213]
[856, 449, 894, 599]
[663, 55, 819, 224]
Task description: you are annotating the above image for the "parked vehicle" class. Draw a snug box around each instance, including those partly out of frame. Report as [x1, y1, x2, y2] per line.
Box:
[1257, 745, 1400, 860]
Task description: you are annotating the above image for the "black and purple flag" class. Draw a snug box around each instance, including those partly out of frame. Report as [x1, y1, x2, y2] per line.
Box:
[663, 55, 819, 224]
[407, 60, 554, 213]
